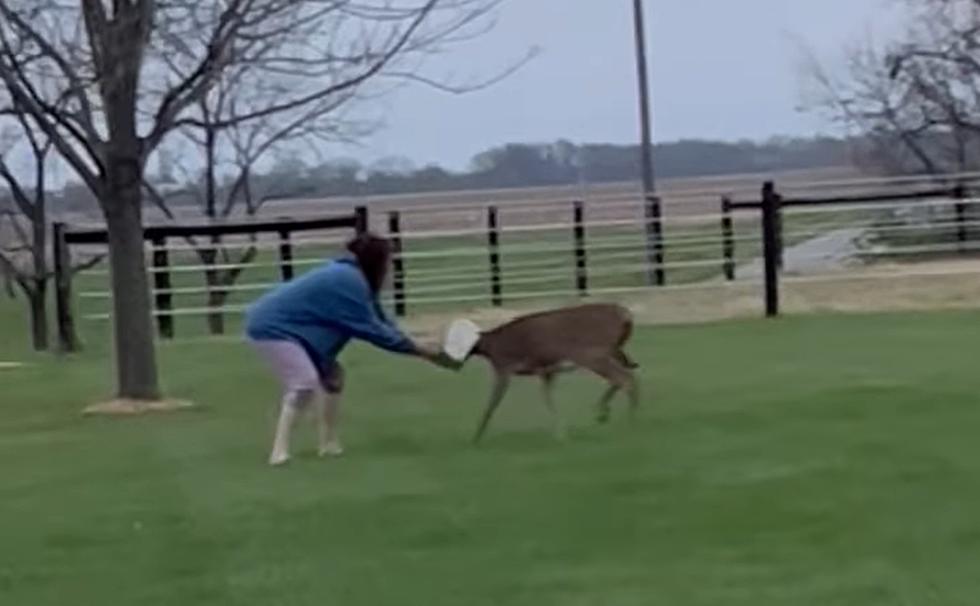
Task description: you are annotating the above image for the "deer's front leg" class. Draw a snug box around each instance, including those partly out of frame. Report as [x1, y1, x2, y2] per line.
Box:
[473, 370, 511, 444]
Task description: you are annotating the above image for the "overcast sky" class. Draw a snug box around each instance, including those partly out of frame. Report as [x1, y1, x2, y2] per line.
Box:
[354, 0, 905, 169]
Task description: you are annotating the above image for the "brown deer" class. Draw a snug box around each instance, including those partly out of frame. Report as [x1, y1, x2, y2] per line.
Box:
[466, 303, 639, 442]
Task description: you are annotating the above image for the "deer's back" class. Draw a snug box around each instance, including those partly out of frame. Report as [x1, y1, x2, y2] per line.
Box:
[481, 303, 632, 372]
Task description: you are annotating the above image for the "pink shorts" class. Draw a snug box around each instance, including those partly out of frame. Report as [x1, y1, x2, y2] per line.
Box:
[249, 339, 344, 394]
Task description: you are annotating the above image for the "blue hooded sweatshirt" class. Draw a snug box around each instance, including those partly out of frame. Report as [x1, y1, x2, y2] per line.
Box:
[244, 256, 415, 367]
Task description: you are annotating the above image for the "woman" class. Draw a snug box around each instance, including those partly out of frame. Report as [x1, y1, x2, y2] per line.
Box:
[245, 232, 448, 465]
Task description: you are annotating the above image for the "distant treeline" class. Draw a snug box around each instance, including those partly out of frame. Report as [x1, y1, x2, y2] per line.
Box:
[251, 136, 854, 199]
[40, 136, 856, 213]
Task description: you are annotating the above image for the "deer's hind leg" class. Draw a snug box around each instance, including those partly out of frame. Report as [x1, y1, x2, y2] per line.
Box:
[473, 369, 511, 444]
[577, 354, 638, 423]
[540, 372, 567, 440]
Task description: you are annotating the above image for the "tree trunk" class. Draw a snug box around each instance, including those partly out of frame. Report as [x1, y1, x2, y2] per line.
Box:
[53, 222, 81, 354]
[104, 180, 160, 401]
[55, 289, 81, 354]
[198, 238, 224, 335]
[204, 245, 255, 336]
[27, 282, 48, 351]
[1, 265, 14, 299]
[30, 172, 48, 351]
[204, 261, 225, 336]
[206, 286, 227, 335]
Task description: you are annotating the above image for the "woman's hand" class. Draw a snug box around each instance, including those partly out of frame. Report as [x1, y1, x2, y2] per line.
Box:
[415, 341, 461, 370]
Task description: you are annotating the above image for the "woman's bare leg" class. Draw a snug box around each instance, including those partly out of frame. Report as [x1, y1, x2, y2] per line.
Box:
[317, 392, 344, 456]
[270, 388, 317, 466]
[317, 363, 345, 457]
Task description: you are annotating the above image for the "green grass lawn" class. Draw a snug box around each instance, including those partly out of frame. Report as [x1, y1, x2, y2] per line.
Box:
[3, 293, 980, 604]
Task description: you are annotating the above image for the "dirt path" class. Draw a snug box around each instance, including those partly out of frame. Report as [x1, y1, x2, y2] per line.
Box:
[735, 228, 867, 279]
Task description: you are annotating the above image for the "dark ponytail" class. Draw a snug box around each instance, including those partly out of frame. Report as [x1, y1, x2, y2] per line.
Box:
[346, 232, 391, 294]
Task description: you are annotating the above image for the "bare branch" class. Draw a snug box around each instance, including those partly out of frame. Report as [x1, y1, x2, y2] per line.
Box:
[0, 248, 30, 291]
[68, 253, 105, 276]
[141, 179, 179, 221]
[0, 155, 34, 217]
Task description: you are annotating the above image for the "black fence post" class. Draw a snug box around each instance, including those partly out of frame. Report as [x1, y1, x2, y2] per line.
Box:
[388, 211, 406, 317]
[354, 206, 369, 234]
[573, 201, 589, 296]
[773, 186, 784, 270]
[487, 205, 502, 306]
[953, 184, 968, 250]
[721, 195, 735, 281]
[278, 229, 294, 281]
[52, 222, 80, 353]
[150, 236, 174, 339]
[645, 194, 665, 285]
[761, 181, 781, 318]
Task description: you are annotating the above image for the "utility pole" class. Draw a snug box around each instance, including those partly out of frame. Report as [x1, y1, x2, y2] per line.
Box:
[632, 0, 664, 285]
[632, 0, 656, 194]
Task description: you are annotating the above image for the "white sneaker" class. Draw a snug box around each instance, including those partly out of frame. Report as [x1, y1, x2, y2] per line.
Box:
[269, 451, 291, 466]
[318, 441, 345, 458]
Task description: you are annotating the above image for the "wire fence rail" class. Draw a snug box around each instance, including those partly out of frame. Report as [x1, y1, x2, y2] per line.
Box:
[52, 174, 980, 344]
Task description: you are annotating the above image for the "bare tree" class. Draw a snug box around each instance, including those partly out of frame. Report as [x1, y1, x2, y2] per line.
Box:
[150, 74, 364, 335]
[0, 0, 509, 401]
[0, 106, 102, 350]
[1, 203, 20, 298]
[801, 0, 980, 174]
[0, 108, 54, 349]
